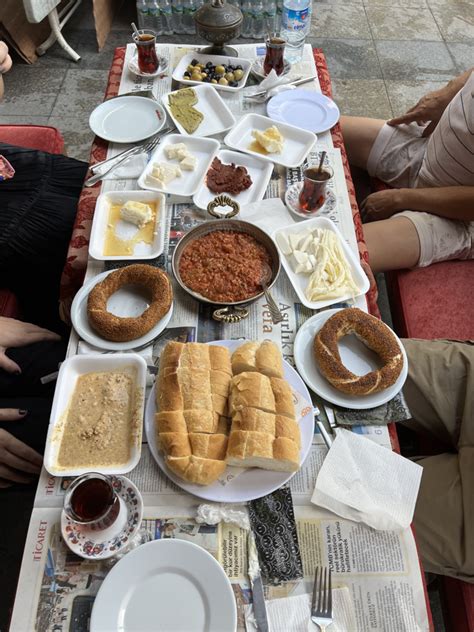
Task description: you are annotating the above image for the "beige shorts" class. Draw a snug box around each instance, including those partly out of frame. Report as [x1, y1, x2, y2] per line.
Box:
[368, 122, 474, 267]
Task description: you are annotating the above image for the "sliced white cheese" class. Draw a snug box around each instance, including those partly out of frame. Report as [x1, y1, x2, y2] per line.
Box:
[180, 154, 197, 171]
[151, 162, 182, 186]
[288, 233, 301, 251]
[275, 232, 292, 256]
[164, 143, 188, 160]
[300, 234, 313, 253]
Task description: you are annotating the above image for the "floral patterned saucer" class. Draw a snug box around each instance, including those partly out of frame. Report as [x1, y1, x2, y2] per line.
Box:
[61, 476, 143, 560]
[285, 181, 337, 219]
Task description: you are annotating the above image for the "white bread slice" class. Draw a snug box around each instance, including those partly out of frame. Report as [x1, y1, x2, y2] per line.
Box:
[157, 369, 213, 411]
[189, 433, 228, 460]
[209, 345, 232, 376]
[166, 455, 226, 485]
[231, 407, 276, 435]
[155, 410, 219, 434]
[158, 432, 191, 457]
[210, 370, 231, 398]
[226, 431, 299, 472]
[275, 416, 301, 449]
[270, 376, 295, 419]
[231, 341, 284, 378]
[229, 372, 275, 415]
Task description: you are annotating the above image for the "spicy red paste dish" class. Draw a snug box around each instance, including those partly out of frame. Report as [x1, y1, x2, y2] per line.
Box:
[178, 230, 272, 303]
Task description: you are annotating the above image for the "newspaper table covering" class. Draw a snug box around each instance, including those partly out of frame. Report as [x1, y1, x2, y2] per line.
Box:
[10, 44, 431, 631]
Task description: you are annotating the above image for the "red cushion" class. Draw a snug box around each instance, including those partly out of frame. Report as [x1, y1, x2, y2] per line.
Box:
[0, 125, 64, 154]
[441, 577, 474, 632]
[386, 261, 474, 340]
[0, 289, 19, 318]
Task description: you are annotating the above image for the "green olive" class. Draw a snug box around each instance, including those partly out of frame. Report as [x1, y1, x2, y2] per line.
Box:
[187, 64, 195, 73]
[197, 63, 205, 70]
[215, 65, 225, 75]
[191, 72, 202, 81]
[218, 77, 229, 86]
[211, 79, 218, 84]
[225, 72, 234, 82]
[234, 69, 244, 81]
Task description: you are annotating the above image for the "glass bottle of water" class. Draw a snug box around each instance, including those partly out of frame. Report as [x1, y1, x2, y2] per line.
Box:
[276, 0, 284, 33]
[281, 0, 312, 62]
[147, 0, 163, 35]
[172, 0, 183, 33]
[241, 0, 253, 38]
[137, 0, 150, 29]
[252, 0, 265, 39]
[159, 0, 173, 34]
[182, 0, 196, 35]
[264, 0, 277, 36]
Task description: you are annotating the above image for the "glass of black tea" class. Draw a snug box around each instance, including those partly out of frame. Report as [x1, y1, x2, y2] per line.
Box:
[264, 37, 286, 76]
[298, 165, 334, 213]
[133, 29, 159, 74]
[64, 473, 120, 531]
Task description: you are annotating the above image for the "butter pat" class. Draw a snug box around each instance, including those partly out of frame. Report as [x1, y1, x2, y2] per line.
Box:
[150, 162, 182, 188]
[179, 154, 197, 171]
[252, 126, 284, 154]
[120, 201, 153, 227]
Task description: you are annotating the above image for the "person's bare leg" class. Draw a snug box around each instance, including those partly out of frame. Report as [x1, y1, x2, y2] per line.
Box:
[340, 116, 386, 171]
[363, 217, 421, 273]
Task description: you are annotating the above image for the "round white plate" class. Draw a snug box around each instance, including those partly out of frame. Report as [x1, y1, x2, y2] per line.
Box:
[145, 339, 314, 503]
[128, 49, 169, 77]
[267, 89, 340, 134]
[61, 476, 143, 560]
[294, 308, 408, 410]
[285, 181, 337, 219]
[90, 539, 237, 632]
[71, 269, 173, 351]
[251, 57, 291, 79]
[89, 96, 167, 143]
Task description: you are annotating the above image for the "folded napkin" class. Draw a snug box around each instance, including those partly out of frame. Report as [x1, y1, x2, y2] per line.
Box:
[247, 69, 297, 99]
[311, 429, 423, 531]
[102, 152, 148, 180]
[333, 391, 412, 427]
[240, 198, 294, 234]
[244, 589, 356, 632]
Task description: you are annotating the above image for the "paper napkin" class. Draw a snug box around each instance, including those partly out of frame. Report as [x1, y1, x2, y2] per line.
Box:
[244, 588, 356, 632]
[102, 152, 148, 180]
[246, 69, 297, 100]
[240, 197, 294, 234]
[311, 428, 423, 531]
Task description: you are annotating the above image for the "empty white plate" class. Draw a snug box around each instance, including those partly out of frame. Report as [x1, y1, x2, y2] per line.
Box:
[71, 269, 173, 351]
[138, 133, 220, 196]
[267, 90, 340, 134]
[193, 149, 273, 210]
[293, 308, 408, 410]
[224, 113, 316, 169]
[89, 96, 167, 143]
[162, 84, 236, 137]
[90, 539, 237, 632]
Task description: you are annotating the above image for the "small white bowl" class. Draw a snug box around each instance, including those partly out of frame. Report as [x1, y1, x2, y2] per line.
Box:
[172, 52, 252, 92]
[89, 190, 166, 261]
[44, 354, 147, 477]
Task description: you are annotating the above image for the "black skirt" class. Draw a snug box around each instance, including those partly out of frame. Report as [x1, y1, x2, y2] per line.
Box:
[0, 143, 88, 333]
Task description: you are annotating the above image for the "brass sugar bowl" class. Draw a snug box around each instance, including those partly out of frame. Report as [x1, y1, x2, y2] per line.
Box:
[194, 0, 243, 57]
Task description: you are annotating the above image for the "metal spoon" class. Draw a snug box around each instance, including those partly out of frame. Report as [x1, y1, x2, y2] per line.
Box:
[260, 263, 284, 325]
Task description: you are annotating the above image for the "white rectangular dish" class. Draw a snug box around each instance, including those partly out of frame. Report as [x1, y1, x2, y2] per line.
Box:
[162, 84, 236, 137]
[273, 216, 370, 310]
[138, 133, 219, 196]
[224, 113, 317, 168]
[43, 354, 147, 477]
[192, 149, 273, 210]
[172, 52, 252, 92]
[89, 190, 165, 260]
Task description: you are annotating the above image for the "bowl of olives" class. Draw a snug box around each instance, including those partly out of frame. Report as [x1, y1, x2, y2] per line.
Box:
[172, 52, 252, 92]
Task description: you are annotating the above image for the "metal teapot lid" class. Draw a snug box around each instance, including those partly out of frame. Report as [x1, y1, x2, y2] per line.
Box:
[194, 0, 243, 29]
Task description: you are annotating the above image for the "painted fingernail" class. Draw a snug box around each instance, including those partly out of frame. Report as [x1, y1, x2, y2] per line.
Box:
[19, 409, 28, 415]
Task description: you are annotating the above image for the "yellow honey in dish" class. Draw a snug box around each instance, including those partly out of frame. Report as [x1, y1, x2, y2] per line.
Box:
[103, 202, 158, 256]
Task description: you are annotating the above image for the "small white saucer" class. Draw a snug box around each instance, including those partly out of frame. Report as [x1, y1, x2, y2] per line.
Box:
[128, 50, 169, 78]
[251, 57, 291, 80]
[285, 180, 337, 219]
[61, 475, 143, 560]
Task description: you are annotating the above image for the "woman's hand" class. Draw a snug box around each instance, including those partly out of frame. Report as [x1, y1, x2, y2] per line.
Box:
[0, 317, 61, 374]
[360, 189, 405, 221]
[0, 410, 43, 488]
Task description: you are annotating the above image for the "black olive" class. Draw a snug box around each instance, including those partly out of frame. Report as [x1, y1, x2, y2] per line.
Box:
[191, 58, 198, 65]
[203, 76, 211, 82]
[236, 65, 243, 70]
[184, 71, 190, 77]
[206, 61, 212, 68]
[229, 81, 238, 87]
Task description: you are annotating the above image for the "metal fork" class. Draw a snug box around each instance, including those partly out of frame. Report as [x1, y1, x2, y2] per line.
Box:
[84, 129, 170, 187]
[311, 567, 333, 631]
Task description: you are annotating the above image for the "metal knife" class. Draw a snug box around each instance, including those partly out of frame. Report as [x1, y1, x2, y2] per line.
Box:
[248, 532, 269, 632]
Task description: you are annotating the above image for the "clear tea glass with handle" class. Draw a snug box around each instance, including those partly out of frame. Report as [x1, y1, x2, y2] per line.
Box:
[263, 37, 286, 76]
[64, 472, 120, 531]
[133, 29, 159, 74]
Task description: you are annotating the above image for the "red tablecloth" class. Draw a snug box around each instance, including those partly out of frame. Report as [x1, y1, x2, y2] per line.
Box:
[59, 47, 380, 322]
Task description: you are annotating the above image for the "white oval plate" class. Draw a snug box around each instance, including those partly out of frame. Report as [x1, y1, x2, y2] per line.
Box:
[162, 83, 236, 137]
[91, 539, 237, 632]
[89, 96, 167, 143]
[71, 269, 173, 351]
[172, 52, 251, 92]
[61, 476, 143, 560]
[89, 190, 166, 261]
[138, 133, 220, 197]
[294, 308, 408, 410]
[267, 89, 340, 134]
[224, 112, 316, 169]
[192, 148, 274, 210]
[145, 339, 314, 503]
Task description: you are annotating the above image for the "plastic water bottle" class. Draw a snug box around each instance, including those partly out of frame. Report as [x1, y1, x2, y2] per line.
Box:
[159, 0, 173, 34]
[182, 0, 196, 34]
[137, 0, 151, 29]
[276, 0, 283, 32]
[252, 0, 265, 39]
[147, 0, 163, 35]
[264, 0, 277, 36]
[172, 0, 183, 33]
[241, 0, 253, 38]
[281, 0, 311, 62]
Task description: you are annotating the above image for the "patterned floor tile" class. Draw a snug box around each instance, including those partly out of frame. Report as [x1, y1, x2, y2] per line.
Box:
[366, 6, 443, 40]
[376, 40, 458, 80]
[331, 78, 393, 118]
[311, 5, 372, 39]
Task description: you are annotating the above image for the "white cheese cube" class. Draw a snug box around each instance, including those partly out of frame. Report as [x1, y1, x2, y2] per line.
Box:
[150, 162, 182, 185]
[288, 233, 301, 251]
[180, 154, 197, 171]
[291, 250, 309, 274]
[300, 234, 313, 253]
[275, 232, 292, 256]
[164, 143, 188, 160]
